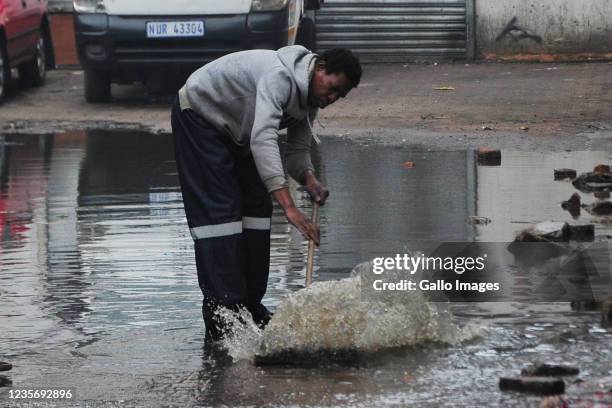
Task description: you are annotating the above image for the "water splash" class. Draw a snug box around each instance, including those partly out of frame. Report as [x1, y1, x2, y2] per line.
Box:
[222, 261, 476, 363]
[216, 307, 263, 361]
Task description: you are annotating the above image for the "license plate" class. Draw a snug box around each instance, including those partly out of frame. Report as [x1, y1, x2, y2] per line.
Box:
[146, 21, 205, 38]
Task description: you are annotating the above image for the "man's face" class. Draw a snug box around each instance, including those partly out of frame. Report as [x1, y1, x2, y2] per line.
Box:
[308, 63, 353, 109]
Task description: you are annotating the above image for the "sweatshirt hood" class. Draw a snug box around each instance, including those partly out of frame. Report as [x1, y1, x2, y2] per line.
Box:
[277, 45, 318, 110]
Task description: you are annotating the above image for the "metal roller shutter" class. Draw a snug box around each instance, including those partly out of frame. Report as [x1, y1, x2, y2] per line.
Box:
[315, 0, 467, 62]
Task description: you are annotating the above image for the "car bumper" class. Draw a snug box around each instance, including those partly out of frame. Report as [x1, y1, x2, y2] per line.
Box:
[74, 11, 291, 71]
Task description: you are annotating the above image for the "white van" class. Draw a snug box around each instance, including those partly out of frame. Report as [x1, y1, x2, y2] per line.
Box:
[73, 0, 320, 102]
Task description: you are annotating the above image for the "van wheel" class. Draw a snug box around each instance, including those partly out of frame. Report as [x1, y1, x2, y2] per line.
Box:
[84, 69, 111, 103]
[296, 17, 316, 51]
[0, 36, 10, 103]
[19, 33, 46, 87]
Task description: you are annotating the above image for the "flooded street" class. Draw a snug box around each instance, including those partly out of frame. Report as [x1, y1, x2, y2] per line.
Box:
[1, 131, 611, 407]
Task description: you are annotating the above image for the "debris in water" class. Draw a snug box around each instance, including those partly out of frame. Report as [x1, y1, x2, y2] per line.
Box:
[514, 222, 571, 243]
[554, 168, 577, 180]
[562, 193, 612, 217]
[566, 224, 594, 241]
[521, 363, 580, 377]
[519, 125, 530, 131]
[499, 376, 565, 395]
[467, 216, 491, 225]
[476, 148, 501, 166]
[509, 222, 572, 263]
[0, 362, 11, 372]
[402, 160, 416, 169]
[420, 113, 445, 120]
[572, 171, 612, 193]
[513, 221, 594, 243]
[593, 164, 611, 174]
[434, 86, 455, 91]
[585, 201, 612, 217]
[481, 125, 494, 131]
[561, 193, 581, 218]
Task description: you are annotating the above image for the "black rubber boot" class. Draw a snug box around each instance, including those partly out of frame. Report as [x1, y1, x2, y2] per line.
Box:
[248, 303, 273, 329]
[203, 298, 248, 342]
[202, 301, 224, 343]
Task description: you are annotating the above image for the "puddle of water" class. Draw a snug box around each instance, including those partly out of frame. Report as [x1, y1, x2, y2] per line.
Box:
[0, 131, 610, 407]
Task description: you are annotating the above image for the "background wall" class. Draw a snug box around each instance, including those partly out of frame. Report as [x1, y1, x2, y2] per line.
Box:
[46, 0, 612, 64]
[48, 0, 78, 66]
[476, 0, 612, 60]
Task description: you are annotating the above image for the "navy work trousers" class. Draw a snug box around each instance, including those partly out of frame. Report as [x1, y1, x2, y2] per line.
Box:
[171, 99, 272, 321]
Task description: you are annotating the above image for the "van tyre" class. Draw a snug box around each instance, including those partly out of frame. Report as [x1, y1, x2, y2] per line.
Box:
[0, 36, 9, 103]
[19, 33, 46, 87]
[296, 17, 316, 51]
[84, 69, 111, 103]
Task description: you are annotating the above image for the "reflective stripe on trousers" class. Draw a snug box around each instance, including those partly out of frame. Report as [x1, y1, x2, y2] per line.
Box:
[190, 217, 272, 240]
[171, 98, 273, 309]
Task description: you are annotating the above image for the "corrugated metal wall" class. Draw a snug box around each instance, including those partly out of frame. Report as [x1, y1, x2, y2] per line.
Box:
[316, 0, 467, 62]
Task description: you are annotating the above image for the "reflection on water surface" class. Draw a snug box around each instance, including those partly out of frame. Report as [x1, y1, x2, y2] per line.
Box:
[0, 131, 610, 406]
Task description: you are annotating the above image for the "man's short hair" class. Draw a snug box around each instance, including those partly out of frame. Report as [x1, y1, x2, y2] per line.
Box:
[319, 48, 362, 88]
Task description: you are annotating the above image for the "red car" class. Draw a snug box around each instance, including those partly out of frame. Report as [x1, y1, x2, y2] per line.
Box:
[0, 0, 54, 102]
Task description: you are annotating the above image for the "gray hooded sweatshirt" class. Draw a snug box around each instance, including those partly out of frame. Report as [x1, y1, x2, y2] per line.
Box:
[178, 45, 318, 193]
